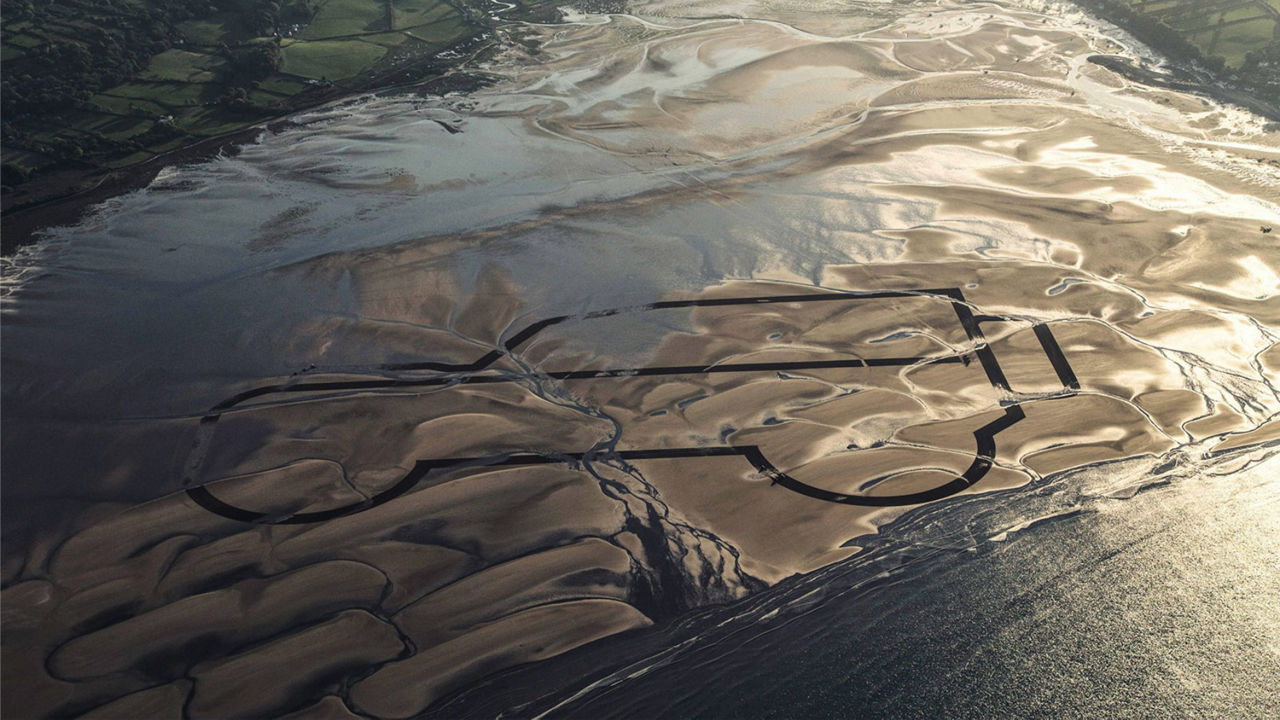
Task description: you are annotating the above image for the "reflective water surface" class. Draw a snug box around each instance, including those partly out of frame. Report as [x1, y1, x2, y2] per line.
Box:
[2, 0, 1278, 717]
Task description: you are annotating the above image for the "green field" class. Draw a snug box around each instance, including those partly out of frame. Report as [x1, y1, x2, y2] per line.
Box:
[88, 94, 171, 117]
[178, 16, 237, 46]
[406, 14, 470, 43]
[1123, 0, 1280, 68]
[106, 81, 215, 108]
[300, 0, 390, 40]
[394, 0, 463, 29]
[139, 50, 225, 83]
[1, 0, 489, 186]
[282, 38, 388, 79]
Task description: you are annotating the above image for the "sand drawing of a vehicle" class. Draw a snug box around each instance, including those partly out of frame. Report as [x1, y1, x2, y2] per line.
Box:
[184, 288, 1081, 524]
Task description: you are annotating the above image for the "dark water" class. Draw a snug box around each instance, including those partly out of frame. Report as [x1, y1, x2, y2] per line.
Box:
[432, 448, 1280, 719]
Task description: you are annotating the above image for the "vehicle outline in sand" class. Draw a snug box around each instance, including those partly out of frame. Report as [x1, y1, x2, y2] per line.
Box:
[185, 288, 1081, 524]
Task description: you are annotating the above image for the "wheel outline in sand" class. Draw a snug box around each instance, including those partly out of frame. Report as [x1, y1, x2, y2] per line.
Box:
[184, 288, 1080, 524]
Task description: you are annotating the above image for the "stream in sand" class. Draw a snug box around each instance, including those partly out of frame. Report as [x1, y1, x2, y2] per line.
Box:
[2, 0, 1279, 717]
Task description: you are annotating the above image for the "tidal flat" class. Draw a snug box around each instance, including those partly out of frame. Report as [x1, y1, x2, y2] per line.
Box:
[2, 0, 1278, 717]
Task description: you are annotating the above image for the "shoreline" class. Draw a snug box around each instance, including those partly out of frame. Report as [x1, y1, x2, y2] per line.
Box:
[0, 69, 496, 255]
[1086, 53, 1280, 122]
[1067, 0, 1279, 122]
[3, 0, 1275, 256]
[1, 126, 261, 256]
[0, 0, 577, 255]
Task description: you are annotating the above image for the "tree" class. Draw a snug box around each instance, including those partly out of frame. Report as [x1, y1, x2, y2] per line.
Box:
[222, 42, 282, 85]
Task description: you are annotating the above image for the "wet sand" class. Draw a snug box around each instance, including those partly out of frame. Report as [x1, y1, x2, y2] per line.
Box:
[2, 0, 1278, 717]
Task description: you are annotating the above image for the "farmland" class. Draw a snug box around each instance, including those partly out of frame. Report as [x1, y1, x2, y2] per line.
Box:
[1072, 0, 1279, 117]
[1, 0, 549, 198]
[1120, 0, 1280, 68]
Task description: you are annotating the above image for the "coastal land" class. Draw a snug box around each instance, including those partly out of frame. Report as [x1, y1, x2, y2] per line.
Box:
[0, 0, 575, 251]
[1073, 0, 1279, 119]
[1, 0, 1277, 250]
